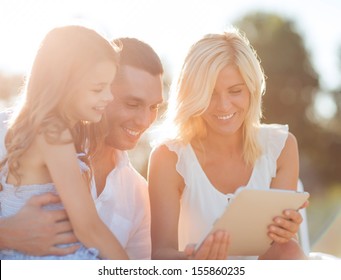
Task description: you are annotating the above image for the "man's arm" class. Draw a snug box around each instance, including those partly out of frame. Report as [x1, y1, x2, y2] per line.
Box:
[0, 192, 79, 256]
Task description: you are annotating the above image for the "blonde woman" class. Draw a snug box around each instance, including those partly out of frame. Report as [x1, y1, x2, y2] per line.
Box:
[148, 28, 307, 260]
[0, 25, 128, 259]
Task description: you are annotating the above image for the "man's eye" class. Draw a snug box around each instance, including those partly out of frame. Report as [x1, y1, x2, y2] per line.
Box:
[127, 103, 139, 108]
[151, 104, 162, 111]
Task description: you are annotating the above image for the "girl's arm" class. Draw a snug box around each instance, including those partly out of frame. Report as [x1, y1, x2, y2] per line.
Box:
[148, 145, 229, 260]
[37, 131, 128, 260]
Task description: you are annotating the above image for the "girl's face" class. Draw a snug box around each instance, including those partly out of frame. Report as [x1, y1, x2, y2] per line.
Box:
[201, 65, 250, 137]
[66, 60, 116, 124]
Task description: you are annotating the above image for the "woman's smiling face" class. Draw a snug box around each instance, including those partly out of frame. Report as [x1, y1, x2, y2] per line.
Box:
[201, 65, 250, 137]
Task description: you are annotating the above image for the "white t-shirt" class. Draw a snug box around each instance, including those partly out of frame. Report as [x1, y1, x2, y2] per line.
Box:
[90, 150, 151, 260]
[164, 124, 289, 259]
[0, 110, 151, 260]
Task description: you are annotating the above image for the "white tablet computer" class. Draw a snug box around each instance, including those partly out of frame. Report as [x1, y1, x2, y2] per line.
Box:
[197, 187, 309, 256]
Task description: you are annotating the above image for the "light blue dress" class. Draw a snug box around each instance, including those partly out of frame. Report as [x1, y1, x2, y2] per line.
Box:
[0, 159, 100, 260]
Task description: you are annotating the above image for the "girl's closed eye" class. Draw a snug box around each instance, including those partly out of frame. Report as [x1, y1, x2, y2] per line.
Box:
[91, 82, 111, 94]
[92, 87, 105, 94]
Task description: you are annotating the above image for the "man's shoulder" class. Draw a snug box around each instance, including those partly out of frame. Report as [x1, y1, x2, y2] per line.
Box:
[112, 151, 147, 187]
[105, 157, 148, 206]
[124, 163, 147, 187]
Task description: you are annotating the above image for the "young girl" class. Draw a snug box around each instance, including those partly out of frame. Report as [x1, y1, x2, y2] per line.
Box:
[0, 25, 128, 259]
[148, 28, 307, 260]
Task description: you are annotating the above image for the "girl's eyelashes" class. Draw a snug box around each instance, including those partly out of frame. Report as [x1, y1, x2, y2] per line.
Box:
[92, 89, 103, 93]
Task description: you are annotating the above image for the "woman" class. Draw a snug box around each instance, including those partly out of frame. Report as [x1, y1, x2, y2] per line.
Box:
[148, 28, 307, 260]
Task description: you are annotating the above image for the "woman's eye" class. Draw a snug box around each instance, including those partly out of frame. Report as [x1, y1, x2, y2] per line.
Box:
[230, 90, 241, 95]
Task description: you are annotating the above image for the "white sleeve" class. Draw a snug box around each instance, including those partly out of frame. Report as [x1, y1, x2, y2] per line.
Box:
[0, 110, 10, 161]
[124, 174, 151, 260]
[0, 110, 10, 218]
[260, 124, 289, 178]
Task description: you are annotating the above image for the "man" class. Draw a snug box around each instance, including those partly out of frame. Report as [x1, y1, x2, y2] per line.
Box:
[0, 37, 164, 259]
[90, 38, 164, 259]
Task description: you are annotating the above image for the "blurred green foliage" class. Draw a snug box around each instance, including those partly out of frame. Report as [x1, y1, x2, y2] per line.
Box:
[234, 12, 341, 195]
[233, 13, 341, 254]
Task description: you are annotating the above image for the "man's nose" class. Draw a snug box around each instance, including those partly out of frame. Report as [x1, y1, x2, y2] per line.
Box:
[135, 109, 153, 128]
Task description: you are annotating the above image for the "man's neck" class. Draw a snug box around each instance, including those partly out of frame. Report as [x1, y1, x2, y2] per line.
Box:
[92, 146, 117, 197]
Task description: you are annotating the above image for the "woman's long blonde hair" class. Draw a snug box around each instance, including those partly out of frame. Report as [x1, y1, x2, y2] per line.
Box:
[0, 25, 120, 185]
[166, 28, 266, 166]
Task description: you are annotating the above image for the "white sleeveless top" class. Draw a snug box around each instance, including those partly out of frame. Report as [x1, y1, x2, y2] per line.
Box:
[164, 124, 289, 258]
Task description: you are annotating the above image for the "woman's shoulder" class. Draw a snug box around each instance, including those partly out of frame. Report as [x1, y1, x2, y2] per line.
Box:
[258, 123, 289, 143]
[149, 140, 194, 177]
[259, 123, 297, 142]
[259, 123, 288, 134]
[150, 141, 179, 161]
[151, 140, 186, 157]
[258, 123, 295, 157]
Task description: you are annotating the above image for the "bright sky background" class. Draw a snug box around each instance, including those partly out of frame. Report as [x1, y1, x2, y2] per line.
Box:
[0, 0, 340, 92]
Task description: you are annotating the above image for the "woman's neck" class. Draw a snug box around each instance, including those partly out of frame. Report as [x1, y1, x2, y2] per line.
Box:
[195, 128, 244, 157]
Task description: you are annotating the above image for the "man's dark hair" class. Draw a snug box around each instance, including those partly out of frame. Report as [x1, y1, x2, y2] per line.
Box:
[112, 37, 163, 76]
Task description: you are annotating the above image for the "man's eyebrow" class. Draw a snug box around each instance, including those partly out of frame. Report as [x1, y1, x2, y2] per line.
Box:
[121, 96, 145, 103]
[121, 96, 164, 105]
